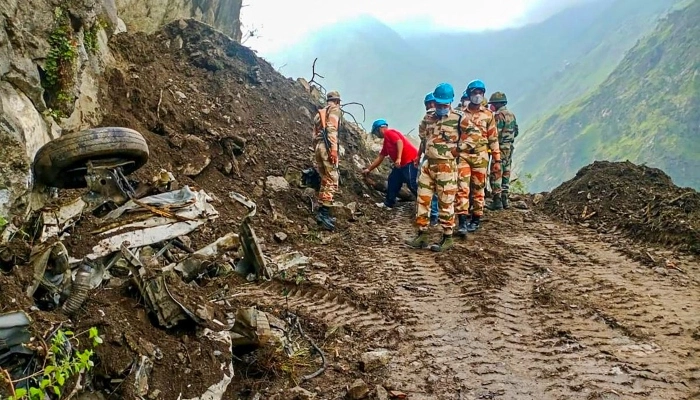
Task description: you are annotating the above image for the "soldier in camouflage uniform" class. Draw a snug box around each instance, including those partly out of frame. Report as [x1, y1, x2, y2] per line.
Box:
[406, 83, 476, 252]
[416, 92, 440, 226]
[455, 80, 501, 234]
[487, 91, 519, 209]
[312, 91, 342, 231]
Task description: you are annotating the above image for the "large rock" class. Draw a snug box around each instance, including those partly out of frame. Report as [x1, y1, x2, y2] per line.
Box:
[0, 81, 53, 218]
[115, 0, 243, 40]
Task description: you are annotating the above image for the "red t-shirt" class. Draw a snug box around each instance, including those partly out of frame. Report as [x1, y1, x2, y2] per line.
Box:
[379, 129, 418, 167]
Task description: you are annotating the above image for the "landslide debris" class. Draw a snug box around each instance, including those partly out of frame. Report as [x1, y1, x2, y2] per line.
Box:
[540, 160, 700, 254]
[97, 18, 377, 247]
[0, 18, 399, 400]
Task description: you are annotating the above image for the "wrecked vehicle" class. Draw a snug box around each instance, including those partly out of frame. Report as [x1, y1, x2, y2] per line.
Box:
[0, 125, 331, 399]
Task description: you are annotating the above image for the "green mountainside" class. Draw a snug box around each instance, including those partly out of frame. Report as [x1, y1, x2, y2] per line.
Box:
[267, 0, 676, 135]
[518, 0, 700, 192]
[268, 15, 459, 138]
[408, 0, 677, 126]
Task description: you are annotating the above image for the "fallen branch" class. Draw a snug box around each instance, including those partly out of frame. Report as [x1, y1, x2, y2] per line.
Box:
[0, 368, 15, 398]
[156, 89, 164, 120]
[63, 373, 83, 400]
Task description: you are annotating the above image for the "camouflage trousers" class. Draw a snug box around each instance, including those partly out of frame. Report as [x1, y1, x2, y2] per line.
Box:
[314, 142, 338, 206]
[456, 150, 489, 217]
[490, 142, 514, 193]
[416, 159, 458, 235]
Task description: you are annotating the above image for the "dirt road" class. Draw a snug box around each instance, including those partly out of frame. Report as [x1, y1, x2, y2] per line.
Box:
[240, 203, 700, 399]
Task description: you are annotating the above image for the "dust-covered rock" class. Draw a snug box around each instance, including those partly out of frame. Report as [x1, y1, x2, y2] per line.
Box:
[347, 379, 370, 399]
[360, 349, 392, 372]
[266, 176, 291, 192]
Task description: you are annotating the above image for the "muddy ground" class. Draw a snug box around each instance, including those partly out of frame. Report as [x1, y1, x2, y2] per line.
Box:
[2, 19, 700, 400]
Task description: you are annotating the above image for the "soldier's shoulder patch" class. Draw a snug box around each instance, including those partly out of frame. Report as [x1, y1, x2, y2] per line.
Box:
[451, 109, 464, 117]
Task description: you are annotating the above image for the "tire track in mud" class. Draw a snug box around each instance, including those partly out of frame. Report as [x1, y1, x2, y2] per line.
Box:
[368, 225, 553, 399]
[524, 221, 700, 397]
[366, 208, 700, 399]
[233, 279, 400, 337]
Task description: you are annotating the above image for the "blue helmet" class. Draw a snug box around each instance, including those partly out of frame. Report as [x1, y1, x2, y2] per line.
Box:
[371, 119, 388, 134]
[432, 83, 454, 105]
[466, 79, 486, 95]
[424, 92, 435, 104]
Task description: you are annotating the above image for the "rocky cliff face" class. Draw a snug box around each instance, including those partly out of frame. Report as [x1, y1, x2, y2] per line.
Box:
[116, 0, 242, 41]
[0, 0, 242, 221]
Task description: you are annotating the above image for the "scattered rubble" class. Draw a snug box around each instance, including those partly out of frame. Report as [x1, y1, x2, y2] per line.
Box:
[0, 17, 403, 400]
[540, 161, 700, 253]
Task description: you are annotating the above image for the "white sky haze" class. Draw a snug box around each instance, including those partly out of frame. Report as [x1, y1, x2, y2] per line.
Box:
[241, 0, 593, 54]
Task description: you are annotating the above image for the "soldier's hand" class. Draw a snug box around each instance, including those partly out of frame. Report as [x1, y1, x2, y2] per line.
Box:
[450, 148, 459, 158]
[491, 160, 502, 173]
[329, 150, 338, 165]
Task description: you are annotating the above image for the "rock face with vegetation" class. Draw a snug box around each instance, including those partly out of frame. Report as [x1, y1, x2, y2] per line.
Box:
[115, 0, 242, 41]
[518, 0, 700, 192]
[0, 0, 242, 221]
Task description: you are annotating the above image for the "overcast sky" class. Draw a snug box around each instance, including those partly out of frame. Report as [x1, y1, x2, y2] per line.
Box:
[241, 0, 597, 54]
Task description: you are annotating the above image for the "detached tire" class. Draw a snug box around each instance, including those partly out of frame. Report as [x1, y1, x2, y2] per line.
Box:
[33, 127, 150, 189]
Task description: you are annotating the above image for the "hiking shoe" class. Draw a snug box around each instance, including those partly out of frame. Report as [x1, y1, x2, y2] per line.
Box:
[429, 216, 439, 226]
[502, 193, 510, 209]
[315, 206, 335, 231]
[467, 216, 481, 233]
[430, 234, 454, 252]
[405, 231, 429, 249]
[375, 202, 393, 209]
[456, 215, 469, 237]
[487, 195, 503, 211]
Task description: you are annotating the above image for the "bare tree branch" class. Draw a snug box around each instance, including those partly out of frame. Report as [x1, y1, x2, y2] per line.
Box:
[308, 57, 326, 95]
[340, 110, 365, 131]
[340, 102, 366, 122]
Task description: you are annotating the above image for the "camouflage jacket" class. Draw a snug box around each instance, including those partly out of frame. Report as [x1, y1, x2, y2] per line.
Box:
[312, 103, 341, 152]
[419, 108, 470, 160]
[494, 106, 518, 144]
[463, 105, 500, 158]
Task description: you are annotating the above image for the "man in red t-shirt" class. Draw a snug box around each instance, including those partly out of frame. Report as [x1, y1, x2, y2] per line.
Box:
[362, 119, 419, 209]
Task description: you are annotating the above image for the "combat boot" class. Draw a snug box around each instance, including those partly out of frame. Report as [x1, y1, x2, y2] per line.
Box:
[430, 215, 438, 226]
[315, 206, 335, 231]
[430, 234, 454, 252]
[456, 215, 469, 237]
[405, 231, 429, 249]
[467, 216, 481, 233]
[487, 195, 503, 211]
[501, 192, 510, 209]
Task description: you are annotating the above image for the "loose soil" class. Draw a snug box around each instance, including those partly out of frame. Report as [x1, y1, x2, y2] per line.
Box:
[2, 20, 700, 400]
[540, 160, 700, 254]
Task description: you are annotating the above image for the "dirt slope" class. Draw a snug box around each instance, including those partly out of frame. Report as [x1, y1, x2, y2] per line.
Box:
[2, 19, 700, 400]
[540, 161, 700, 254]
[96, 19, 378, 248]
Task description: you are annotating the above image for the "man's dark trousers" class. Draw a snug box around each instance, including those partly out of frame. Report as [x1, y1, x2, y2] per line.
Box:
[384, 162, 418, 208]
